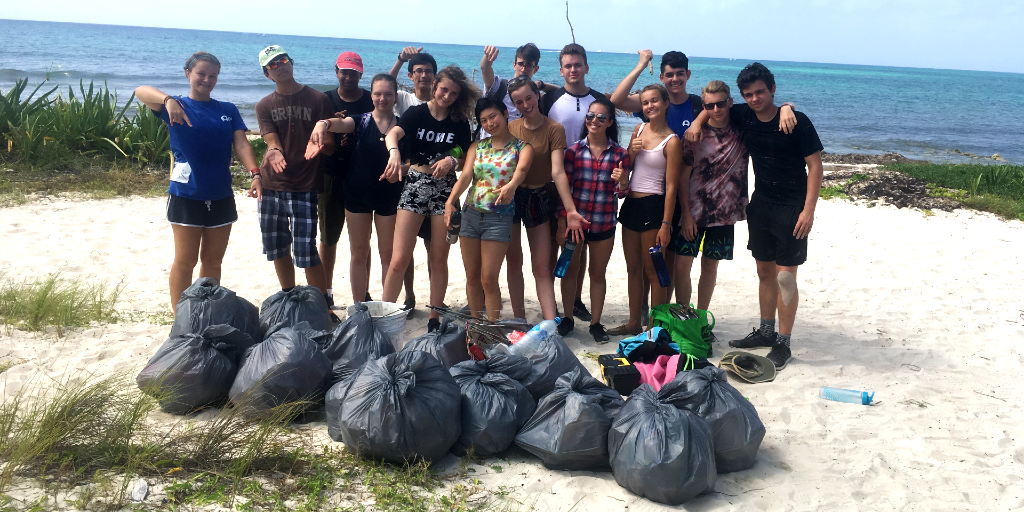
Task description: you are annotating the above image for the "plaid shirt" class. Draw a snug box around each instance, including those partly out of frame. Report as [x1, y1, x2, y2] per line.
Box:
[558, 138, 630, 234]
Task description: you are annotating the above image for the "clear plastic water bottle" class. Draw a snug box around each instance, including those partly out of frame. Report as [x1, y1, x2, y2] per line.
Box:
[649, 244, 672, 288]
[509, 318, 561, 355]
[553, 241, 577, 278]
[820, 386, 875, 405]
[447, 209, 462, 244]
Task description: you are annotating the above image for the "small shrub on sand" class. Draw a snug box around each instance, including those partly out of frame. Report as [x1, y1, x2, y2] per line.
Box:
[0, 273, 122, 336]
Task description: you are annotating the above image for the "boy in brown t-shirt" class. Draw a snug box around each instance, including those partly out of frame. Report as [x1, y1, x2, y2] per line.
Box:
[253, 45, 335, 300]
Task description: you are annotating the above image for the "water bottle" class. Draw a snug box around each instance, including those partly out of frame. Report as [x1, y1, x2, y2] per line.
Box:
[447, 208, 462, 244]
[820, 386, 875, 405]
[553, 241, 577, 278]
[510, 318, 561, 355]
[649, 245, 672, 288]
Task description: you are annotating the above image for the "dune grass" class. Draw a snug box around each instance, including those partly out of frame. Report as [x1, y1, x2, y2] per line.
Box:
[0, 273, 123, 336]
[886, 163, 1024, 220]
[0, 372, 527, 511]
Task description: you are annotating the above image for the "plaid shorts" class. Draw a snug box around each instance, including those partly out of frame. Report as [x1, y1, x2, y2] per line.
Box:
[258, 189, 322, 268]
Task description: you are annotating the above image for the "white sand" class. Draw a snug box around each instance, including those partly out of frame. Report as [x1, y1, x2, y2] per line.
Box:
[2, 175, 1024, 510]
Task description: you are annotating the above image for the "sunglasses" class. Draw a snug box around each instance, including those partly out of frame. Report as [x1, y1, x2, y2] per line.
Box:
[508, 75, 533, 85]
[266, 56, 291, 70]
[585, 112, 609, 123]
[703, 100, 729, 111]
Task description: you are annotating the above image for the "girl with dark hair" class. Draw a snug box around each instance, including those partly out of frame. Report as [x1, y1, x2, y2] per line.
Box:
[610, 84, 682, 336]
[380, 65, 481, 331]
[444, 97, 533, 321]
[307, 73, 404, 304]
[557, 97, 630, 341]
[135, 52, 259, 312]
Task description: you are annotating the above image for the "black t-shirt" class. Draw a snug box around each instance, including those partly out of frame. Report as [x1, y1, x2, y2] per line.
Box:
[397, 103, 472, 166]
[730, 103, 823, 205]
[323, 88, 373, 177]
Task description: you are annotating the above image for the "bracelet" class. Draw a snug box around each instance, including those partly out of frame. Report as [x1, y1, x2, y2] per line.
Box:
[267, 147, 282, 153]
[162, 95, 173, 105]
[249, 168, 260, 177]
[388, 147, 400, 152]
[398, 53, 407, 63]
[537, 80, 545, 89]
[251, 174, 261, 180]
[318, 119, 332, 130]
[661, 220, 671, 226]
[447, 155, 458, 168]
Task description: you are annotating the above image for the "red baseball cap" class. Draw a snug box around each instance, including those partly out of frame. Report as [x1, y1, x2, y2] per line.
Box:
[335, 52, 363, 73]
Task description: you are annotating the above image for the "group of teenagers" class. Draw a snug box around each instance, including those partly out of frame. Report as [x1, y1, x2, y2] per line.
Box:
[138, 40, 823, 371]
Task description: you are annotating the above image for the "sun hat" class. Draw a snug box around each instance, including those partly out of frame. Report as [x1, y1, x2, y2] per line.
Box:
[719, 351, 776, 384]
[335, 51, 364, 73]
[259, 45, 289, 68]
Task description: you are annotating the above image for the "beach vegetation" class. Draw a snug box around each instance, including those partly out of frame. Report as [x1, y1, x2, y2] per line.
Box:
[888, 163, 1024, 220]
[0, 273, 122, 337]
[0, 371, 527, 511]
[819, 184, 848, 200]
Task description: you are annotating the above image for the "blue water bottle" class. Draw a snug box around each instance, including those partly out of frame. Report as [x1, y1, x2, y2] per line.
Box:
[820, 386, 875, 405]
[553, 241, 577, 278]
[649, 245, 671, 288]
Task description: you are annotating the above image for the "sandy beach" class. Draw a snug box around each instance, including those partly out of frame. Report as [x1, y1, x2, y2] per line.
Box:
[2, 164, 1024, 510]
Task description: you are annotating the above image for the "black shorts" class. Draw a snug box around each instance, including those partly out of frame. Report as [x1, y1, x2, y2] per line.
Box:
[584, 227, 616, 242]
[346, 195, 398, 217]
[670, 225, 735, 260]
[166, 194, 237, 228]
[417, 215, 432, 240]
[513, 183, 555, 229]
[746, 199, 807, 266]
[618, 195, 665, 233]
[317, 174, 346, 246]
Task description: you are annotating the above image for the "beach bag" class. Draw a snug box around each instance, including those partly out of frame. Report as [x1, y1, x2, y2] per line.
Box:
[401, 317, 469, 369]
[229, 325, 332, 413]
[514, 368, 624, 470]
[673, 367, 765, 473]
[618, 327, 679, 363]
[509, 332, 589, 400]
[649, 304, 715, 358]
[169, 277, 262, 342]
[608, 380, 717, 505]
[325, 350, 462, 464]
[297, 305, 394, 382]
[448, 355, 537, 457]
[259, 286, 331, 335]
[137, 324, 256, 415]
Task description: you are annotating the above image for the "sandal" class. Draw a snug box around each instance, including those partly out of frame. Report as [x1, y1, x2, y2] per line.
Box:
[606, 323, 642, 336]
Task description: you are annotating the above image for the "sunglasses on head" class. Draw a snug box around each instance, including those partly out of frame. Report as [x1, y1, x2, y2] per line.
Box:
[703, 99, 729, 111]
[267, 56, 291, 70]
[585, 112, 609, 123]
[508, 75, 533, 85]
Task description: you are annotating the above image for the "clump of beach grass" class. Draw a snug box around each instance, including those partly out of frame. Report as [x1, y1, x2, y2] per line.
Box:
[888, 163, 1024, 221]
[0, 372, 529, 511]
[0, 273, 123, 336]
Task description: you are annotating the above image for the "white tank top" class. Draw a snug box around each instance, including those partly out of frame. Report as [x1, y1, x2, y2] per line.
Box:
[629, 123, 676, 195]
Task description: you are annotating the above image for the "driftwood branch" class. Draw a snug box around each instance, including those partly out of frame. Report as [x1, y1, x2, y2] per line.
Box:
[566, 2, 576, 44]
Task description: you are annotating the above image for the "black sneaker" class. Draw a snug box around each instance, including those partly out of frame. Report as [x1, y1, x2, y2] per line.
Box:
[557, 317, 574, 337]
[427, 318, 441, 333]
[364, 292, 373, 302]
[589, 323, 610, 343]
[404, 296, 416, 318]
[728, 328, 777, 349]
[573, 298, 592, 322]
[766, 342, 791, 370]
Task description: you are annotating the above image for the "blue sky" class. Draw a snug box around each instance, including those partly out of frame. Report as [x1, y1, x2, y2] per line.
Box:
[6, 0, 1022, 73]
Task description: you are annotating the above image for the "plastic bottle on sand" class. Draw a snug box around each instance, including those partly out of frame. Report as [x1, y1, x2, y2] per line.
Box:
[820, 386, 875, 405]
[510, 318, 561, 354]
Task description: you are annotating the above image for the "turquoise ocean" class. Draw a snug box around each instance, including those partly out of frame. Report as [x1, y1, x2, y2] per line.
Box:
[2, 19, 1022, 164]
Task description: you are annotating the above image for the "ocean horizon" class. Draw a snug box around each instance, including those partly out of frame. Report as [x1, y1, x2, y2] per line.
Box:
[2, 19, 1022, 164]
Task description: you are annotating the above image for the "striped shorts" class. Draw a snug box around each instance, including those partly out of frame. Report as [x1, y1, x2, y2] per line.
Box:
[258, 189, 322, 268]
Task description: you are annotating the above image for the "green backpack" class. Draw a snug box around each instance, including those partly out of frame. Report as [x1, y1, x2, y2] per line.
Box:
[648, 303, 716, 358]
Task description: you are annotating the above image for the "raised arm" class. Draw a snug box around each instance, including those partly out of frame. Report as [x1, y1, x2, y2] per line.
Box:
[610, 50, 652, 113]
[684, 109, 711, 143]
[135, 85, 190, 126]
[308, 116, 356, 155]
[388, 46, 423, 78]
[480, 45, 499, 91]
[659, 138, 682, 248]
[794, 151, 823, 239]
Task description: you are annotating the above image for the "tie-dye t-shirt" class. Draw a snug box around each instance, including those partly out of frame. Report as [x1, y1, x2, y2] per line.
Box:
[681, 123, 749, 227]
[467, 137, 529, 215]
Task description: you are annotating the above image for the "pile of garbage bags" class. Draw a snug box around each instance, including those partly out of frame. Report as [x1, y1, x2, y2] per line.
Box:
[139, 284, 766, 506]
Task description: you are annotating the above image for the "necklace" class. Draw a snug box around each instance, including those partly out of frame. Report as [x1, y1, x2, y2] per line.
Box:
[378, 115, 395, 141]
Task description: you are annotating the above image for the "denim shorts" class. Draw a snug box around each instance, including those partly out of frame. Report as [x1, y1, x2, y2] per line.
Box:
[460, 206, 513, 243]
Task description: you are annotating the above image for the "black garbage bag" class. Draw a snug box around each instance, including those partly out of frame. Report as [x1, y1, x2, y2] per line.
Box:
[169, 277, 261, 342]
[229, 325, 332, 413]
[401, 317, 468, 368]
[292, 313, 394, 384]
[259, 286, 331, 335]
[607, 379, 717, 505]
[325, 350, 462, 464]
[514, 368, 624, 470]
[672, 367, 765, 473]
[137, 325, 256, 414]
[449, 355, 537, 457]
[508, 333, 589, 399]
